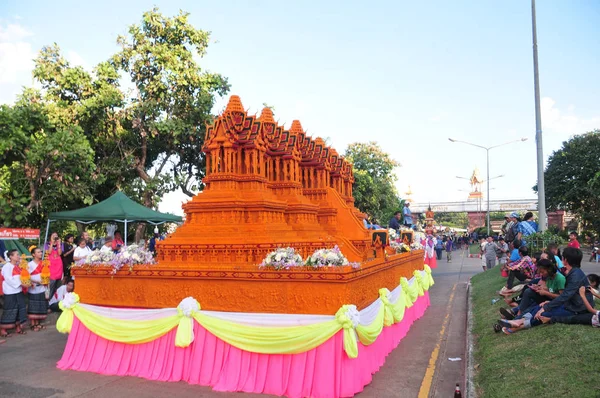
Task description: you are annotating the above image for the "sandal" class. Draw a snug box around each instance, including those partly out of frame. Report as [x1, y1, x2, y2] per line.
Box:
[493, 323, 502, 333]
[37, 325, 46, 330]
[16, 329, 27, 335]
[498, 319, 513, 328]
[502, 327, 515, 335]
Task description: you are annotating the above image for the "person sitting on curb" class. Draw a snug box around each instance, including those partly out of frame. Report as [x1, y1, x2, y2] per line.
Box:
[504, 246, 536, 289]
[539, 282, 600, 327]
[496, 259, 564, 323]
[48, 279, 75, 313]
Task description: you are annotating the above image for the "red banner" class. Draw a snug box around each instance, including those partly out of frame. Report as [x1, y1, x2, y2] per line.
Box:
[0, 228, 41, 239]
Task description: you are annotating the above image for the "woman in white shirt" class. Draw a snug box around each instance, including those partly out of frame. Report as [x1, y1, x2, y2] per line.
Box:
[73, 238, 92, 263]
[0, 249, 27, 337]
[28, 246, 48, 331]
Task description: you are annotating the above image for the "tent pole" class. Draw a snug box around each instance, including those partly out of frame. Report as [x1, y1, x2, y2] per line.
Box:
[124, 220, 128, 246]
[42, 219, 51, 258]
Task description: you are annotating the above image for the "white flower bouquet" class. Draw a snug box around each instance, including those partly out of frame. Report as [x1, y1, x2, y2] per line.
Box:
[74, 244, 155, 274]
[83, 249, 116, 265]
[305, 245, 350, 267]
[410, 242, 424, 250]
[112, 244, 155, 273]
[390, 241, 411, 253]
[388, 228, 398, 241]
[259, 247, 303, 270]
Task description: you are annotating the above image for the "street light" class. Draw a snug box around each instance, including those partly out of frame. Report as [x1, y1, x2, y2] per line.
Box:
[532, 0, 546, 231]
[456, 175, 504, 182]
[448, 138, 528, 235]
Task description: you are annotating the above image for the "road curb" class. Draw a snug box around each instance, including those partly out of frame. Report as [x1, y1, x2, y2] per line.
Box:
[465, 280, 477, 398]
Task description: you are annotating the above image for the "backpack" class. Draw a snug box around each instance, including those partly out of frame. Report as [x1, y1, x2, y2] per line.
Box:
[505, 222, 517, 243]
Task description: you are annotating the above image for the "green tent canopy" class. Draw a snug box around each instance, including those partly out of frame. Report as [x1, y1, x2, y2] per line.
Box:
[48, 191, 182, 223]
[45, 191, 182, 247]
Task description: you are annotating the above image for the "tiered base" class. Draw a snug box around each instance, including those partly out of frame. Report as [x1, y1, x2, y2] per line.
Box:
[57, 293, 429, 398]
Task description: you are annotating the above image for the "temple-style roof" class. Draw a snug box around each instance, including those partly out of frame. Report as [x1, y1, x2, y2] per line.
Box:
[225, 95, 245, 113]
[258, 107, 275, 124]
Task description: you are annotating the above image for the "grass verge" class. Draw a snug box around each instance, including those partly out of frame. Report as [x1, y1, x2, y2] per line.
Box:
[471, 266, 600, 398]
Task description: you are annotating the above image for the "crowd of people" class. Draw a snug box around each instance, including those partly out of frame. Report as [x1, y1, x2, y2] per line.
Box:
[1, 247, 75, 341]
[0, 227, 167, 344]
[471, 214, 600, 333]
[494, 246, 599, 333]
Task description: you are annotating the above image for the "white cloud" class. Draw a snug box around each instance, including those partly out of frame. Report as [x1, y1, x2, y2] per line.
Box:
[541, 97, 600, 136]
[0, 22, 93, 104]
[0, 22, 36, 103]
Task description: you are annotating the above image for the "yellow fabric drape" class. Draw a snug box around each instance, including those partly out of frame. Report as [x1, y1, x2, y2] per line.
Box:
[413, 271, 425, 297]
[355, 304, 384, 346]
[400, 277, 415, 307]
[192, 312, 343, 355]
[74, 306, 180, 344]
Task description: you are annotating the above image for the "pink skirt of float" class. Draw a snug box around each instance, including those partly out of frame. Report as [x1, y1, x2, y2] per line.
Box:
[57, 293, 430, 398]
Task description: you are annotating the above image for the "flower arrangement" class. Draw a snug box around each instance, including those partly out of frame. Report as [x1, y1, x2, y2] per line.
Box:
[305, 246, 350, 268]
[413, 231, 425, 243]
[40, 262, 51, 285]
[388, 228, 398, 241]
[259, 247, 303, 270]
[74, 245, 155, 275]
[111, 244, 155, 273]
[410, 242, 424, 251]
[83, 249, 116, 265]
[390, 241, 411, 253]
[19, 255, 31, 287]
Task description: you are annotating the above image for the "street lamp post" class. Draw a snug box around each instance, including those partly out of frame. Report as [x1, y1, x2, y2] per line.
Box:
[449, 138, 527, 235]
[532, 0, 547, 231]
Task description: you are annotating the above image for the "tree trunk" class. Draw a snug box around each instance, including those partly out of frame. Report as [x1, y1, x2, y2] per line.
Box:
[134, 189, 154, 244]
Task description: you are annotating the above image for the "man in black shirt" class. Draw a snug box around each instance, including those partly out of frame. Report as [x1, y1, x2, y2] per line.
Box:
[61, 234, 75, 279]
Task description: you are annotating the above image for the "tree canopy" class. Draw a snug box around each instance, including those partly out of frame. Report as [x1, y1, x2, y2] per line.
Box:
[0, 8, 229, 231]
[539, 130, 600, 234]
[344, 142, 402, 226]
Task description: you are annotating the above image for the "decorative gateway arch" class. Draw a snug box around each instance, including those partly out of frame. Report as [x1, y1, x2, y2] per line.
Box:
[63, 96, 432, 398]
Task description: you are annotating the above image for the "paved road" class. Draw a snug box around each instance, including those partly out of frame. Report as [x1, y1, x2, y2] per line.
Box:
[2, 252, 597, 397]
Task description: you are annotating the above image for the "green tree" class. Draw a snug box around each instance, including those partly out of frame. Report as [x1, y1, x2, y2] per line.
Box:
[0, 99, 97, 227]
[4, 8, 229, 239]
[31, 44, 132, 206]
[112, 7, 229, 203]
[344, 142, 402, 225]
[538, 130, 600, 234]
[435, 212, 468, 228]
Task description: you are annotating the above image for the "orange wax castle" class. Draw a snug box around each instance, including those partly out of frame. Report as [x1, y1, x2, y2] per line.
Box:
[73, 95, 425, 314]
[157, 96, 370, 267]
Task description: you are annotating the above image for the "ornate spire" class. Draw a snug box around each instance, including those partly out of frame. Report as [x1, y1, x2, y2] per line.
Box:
[289, 120, 304, 135]
[225, 95, 244, 113]
[259, 107, 275, 124]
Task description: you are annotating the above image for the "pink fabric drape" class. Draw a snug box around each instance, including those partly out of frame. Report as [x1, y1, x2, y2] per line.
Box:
[57, 292, 430, 398]
[424, 255, 437, 269]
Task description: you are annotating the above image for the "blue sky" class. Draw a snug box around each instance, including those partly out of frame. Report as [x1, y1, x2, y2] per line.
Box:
[1, 1, 598, 215]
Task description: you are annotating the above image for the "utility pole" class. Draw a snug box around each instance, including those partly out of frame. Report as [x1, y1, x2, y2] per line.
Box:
[532, 0, 547, 231]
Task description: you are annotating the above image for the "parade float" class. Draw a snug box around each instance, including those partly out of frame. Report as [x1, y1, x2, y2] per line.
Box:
[57, 95, 434, 398]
